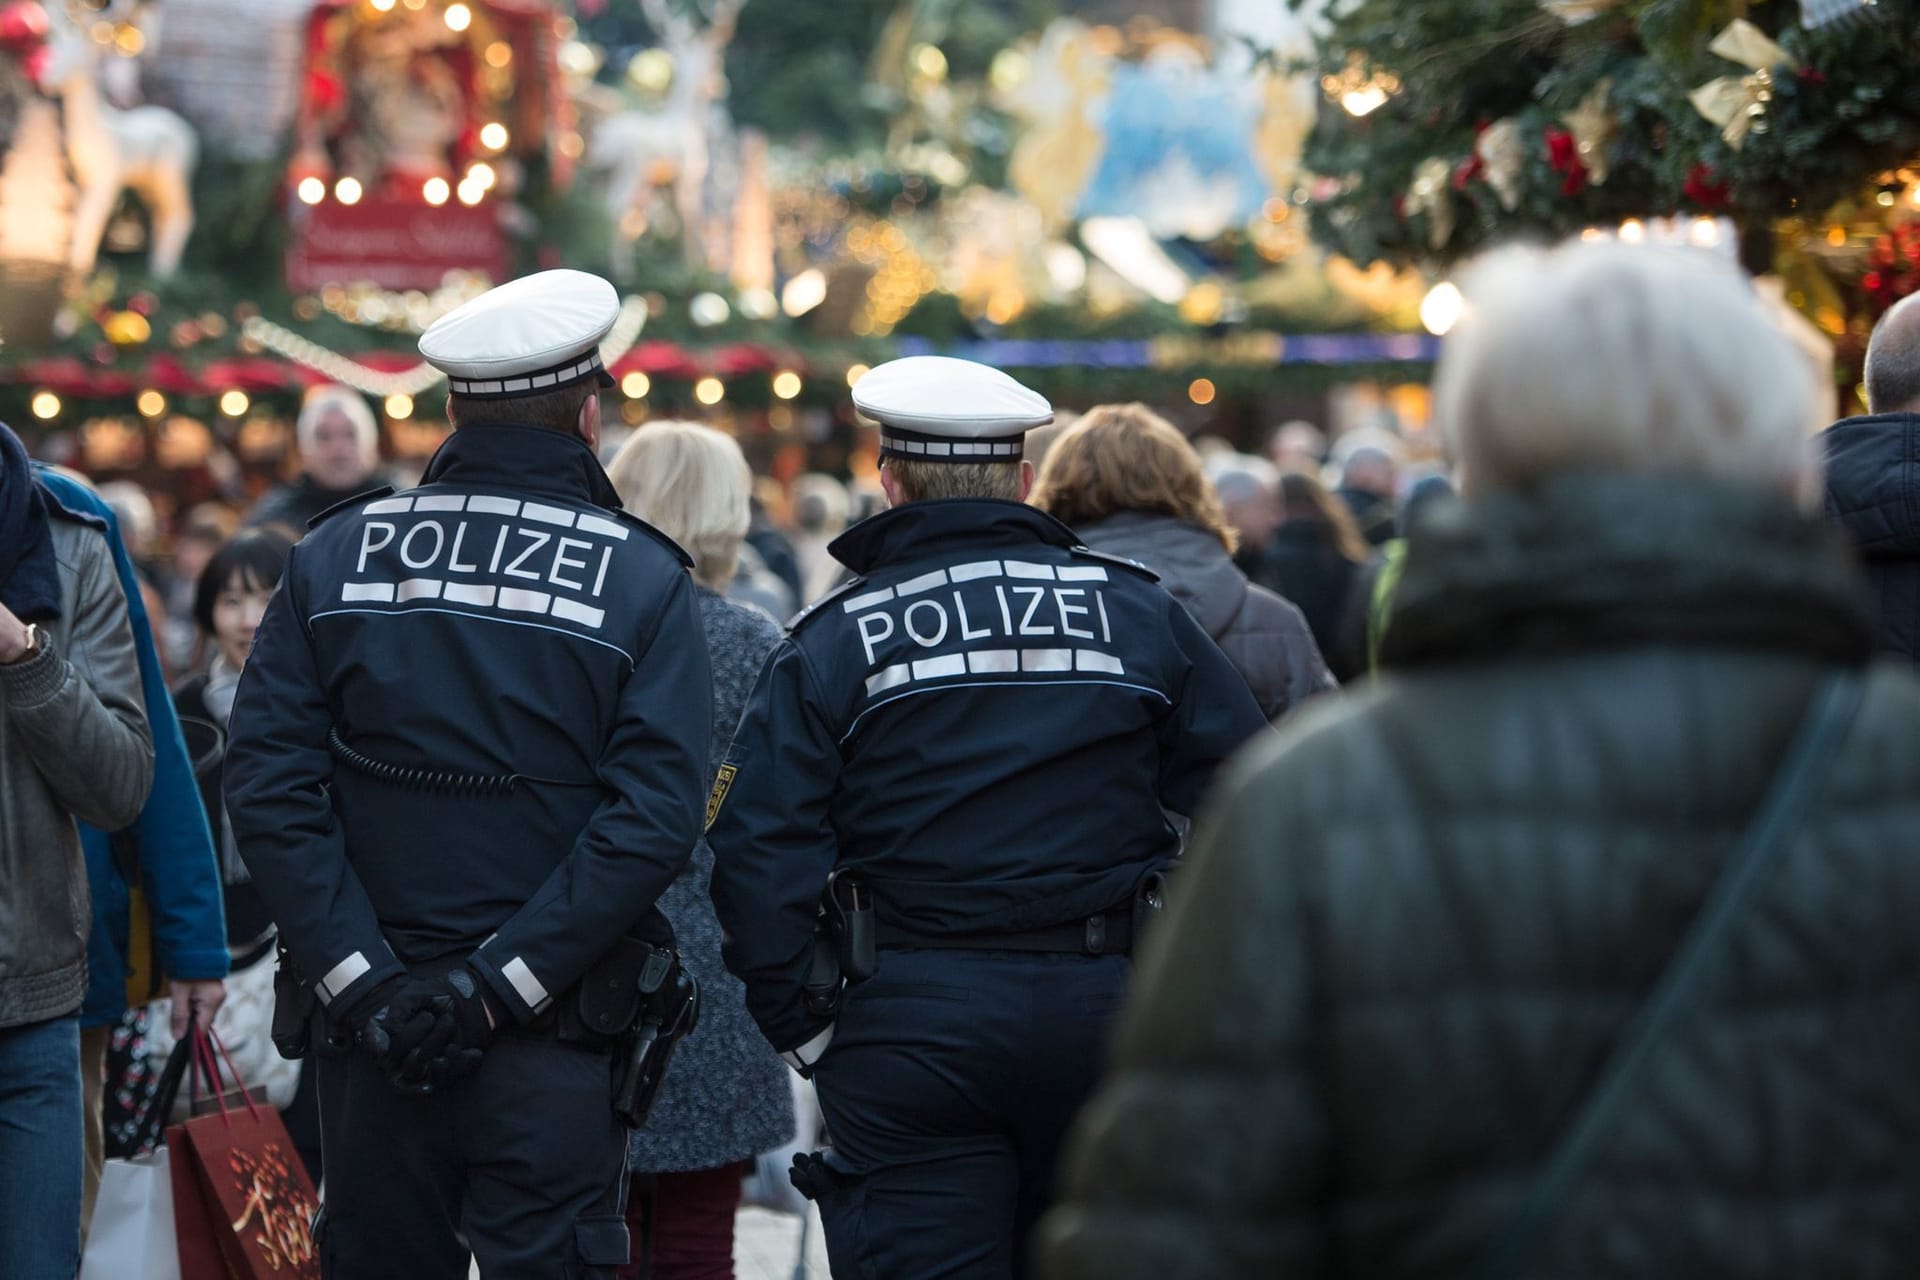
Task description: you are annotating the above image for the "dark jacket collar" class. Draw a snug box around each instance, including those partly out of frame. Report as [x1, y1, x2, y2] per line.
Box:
[1820, 412, 1920, 559]
[829, 499, 1081, 575]
[419, 423, 623, 510]
[1382, 472, 1875, 669]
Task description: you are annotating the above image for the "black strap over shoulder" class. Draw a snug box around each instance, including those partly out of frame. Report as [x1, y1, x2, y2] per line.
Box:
[306, 485, 396, 528]
[1068, 545, 1159, 582]
[787, 575, 869, 632]
[1474, 670, 1866, 1280]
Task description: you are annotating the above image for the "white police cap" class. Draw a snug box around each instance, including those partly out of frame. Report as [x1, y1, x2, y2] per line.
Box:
[852, 356, 1053, 462]
[419, 269, 619, 399]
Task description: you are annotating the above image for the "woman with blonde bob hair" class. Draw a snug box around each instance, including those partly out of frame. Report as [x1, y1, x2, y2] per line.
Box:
[1031, 403, 1334, 721]
[1041, 241, 1920, 1279]
[603, 421, 795, 1277]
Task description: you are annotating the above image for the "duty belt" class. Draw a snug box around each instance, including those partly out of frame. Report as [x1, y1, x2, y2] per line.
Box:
[875, 911, 1133, 956]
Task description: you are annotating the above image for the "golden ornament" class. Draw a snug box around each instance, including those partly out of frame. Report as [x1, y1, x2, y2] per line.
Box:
[1688, 19, 1798, 151]
[1476, 119, 1526, 212]
[1406, 157, 1456, 250]
[1561, 79, 1616, 186]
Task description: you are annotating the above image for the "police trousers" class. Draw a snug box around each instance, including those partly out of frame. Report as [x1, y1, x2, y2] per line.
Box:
[315, 1032, 629, 1280]
[808, 948, 1131, 1280]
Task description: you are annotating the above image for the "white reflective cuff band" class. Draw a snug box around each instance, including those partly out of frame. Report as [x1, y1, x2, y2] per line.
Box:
[316, 951, 372, 1005]
[780, 1025, 835, 1072]
[500, 956, 552, 1013]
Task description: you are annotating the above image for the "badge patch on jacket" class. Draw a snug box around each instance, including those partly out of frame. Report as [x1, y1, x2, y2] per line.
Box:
[705, 763, 738, 830]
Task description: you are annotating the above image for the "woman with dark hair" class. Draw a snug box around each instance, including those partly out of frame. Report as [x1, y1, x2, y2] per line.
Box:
[157, 530, 320, 1174]
[1032, 403, 1334, 721]
[1267, 471, 1370, 681]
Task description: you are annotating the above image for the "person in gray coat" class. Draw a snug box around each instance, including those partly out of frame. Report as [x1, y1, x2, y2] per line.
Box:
[0, 423, 153, 1275]
[607, 421, 796, 1279]
[1031, 404, 1336, 722]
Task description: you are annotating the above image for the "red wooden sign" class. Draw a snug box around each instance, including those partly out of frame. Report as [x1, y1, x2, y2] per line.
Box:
[285, 200, 505, 292]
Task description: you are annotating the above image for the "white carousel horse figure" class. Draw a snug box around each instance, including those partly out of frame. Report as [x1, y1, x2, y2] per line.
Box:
[39, 10, 198, 278]
[586, 0, 744, 272]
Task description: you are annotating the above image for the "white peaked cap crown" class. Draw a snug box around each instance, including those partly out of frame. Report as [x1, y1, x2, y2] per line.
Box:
[853, 356, 1052, 462]
[420, 269, 620, 398]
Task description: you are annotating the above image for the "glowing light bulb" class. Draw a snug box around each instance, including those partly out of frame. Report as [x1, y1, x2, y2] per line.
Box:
[444, 4, 471, 33]
[694, 377, 725, 406]
[296, 177, 326, 205]
[423, 177, 450, 206]
[334, 176, 363, 206]
[621, 372, 651, 398]
[30, 391, 60, 420]
[1420, 281, 1464, 336]
[136, 390, 166, 417]
[480, 122, 509, 152]
[1188, 378, 1217, 406]
[385, 394, 414, 420]
[771, 371, 802, 400]
[219, 390, 251, 417]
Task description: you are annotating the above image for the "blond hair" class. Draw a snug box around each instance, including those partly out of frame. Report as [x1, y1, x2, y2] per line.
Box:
[1029, 403, 1238, 552]
[885, 458, 1025, 504]
[1437, 241, 1816, 501]
[605, 421, 751, 590]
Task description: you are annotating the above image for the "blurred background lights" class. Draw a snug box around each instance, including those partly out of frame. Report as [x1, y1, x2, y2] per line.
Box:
[1421, 281, 1464, 336]
[334, 176, 363, 206]
[771, 370, 802, 400]
[479, 122, 509, 152]
[781, 270, 827, 318]
[423, 177, 450, 206]
[30, 391, 60, 420]
[136, 390, 166, 417]
[1187, 377, 1216, 406]
[621, 371, 651, 399]
[689, 292, 730, 327]
[219, 390, 251, 417]
[694, 376, 725, 405]
[385, 394, 414, 420]
[296, 177, 326, 205]
[846, 364, 870, 387]
[444, 4, 471, 32]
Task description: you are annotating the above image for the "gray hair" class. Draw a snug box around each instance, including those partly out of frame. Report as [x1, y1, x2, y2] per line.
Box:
[1435, 241, 1816, 501]
[1865, 294, 1920, 415]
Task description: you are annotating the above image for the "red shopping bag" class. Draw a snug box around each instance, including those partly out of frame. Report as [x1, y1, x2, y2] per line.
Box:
[166, 1027, 320, 1279]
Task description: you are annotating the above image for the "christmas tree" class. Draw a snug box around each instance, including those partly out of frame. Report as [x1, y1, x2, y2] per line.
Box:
[1291, 0, 1920, 271]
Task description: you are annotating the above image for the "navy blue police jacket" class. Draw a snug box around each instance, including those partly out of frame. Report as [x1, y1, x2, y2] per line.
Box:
[707, 498, 1267, 1054]
[224, 423, 711, 1025]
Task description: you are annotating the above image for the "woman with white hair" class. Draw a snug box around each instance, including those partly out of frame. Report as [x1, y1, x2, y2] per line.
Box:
[603, 421, 795, 1279]
[243, 384, 385, 534]
[1038, 241, 1920, 1278]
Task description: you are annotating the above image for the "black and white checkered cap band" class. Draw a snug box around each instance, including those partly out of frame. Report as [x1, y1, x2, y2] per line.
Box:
[445, 351, 606, 399]
[879, 424, 1026, 462]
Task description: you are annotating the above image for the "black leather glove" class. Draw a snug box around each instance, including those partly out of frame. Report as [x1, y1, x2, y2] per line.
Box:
[361, 965, 498, 1094]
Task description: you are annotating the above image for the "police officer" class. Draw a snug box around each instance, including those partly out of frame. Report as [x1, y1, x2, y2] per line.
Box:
[707, 356, 1268, 1278]
[224, 270, 710, 1279]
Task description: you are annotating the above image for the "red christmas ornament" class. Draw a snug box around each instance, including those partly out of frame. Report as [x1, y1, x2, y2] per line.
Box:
[0, 1, 48, 55]
[1544, 127, 1587, 196]
[1683, 164, 1733, 210]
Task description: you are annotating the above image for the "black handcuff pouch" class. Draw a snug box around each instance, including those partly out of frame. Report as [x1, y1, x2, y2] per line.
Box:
[270, 942, 318, 1061]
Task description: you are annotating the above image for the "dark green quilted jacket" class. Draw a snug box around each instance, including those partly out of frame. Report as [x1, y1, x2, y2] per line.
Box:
[1039, 474, 1920, 1280]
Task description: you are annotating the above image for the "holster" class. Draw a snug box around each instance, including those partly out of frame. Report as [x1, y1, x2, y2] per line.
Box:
[1131, 866, 1172, 948]
[612, 946, 700, 1129]
[270, 942, 318, 1061]
[802, 871, 876, 1019]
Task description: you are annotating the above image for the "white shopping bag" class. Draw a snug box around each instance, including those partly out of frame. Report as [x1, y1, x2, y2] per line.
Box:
[80, 1149, 180, 1280]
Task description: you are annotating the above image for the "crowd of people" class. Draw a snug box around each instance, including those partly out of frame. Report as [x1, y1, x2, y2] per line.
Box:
[0, 239, 1916, 1279]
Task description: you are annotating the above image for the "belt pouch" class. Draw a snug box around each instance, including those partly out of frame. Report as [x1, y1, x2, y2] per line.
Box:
[270, 943, 317, 1060]
[574, 935, 648, 1038]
